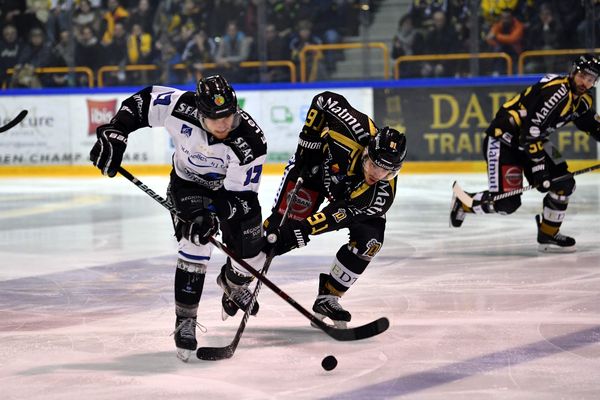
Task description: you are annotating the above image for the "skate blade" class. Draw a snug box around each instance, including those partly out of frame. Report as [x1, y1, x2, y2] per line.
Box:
[229, 301, 259, 317]
[177, 348, 193, 362]
[221, 308, 230, 321]
[311, 312, 348, 329]
[537, 243, 576, 253]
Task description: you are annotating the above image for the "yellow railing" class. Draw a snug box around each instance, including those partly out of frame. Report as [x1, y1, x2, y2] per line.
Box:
[299, 42, 390, 82]
[4, 66, 95, 88]
[11, 47, 600, 89]
[518, 48, 600, 75]
[394, 52, 513, 79]
[97, 60, 297, 87]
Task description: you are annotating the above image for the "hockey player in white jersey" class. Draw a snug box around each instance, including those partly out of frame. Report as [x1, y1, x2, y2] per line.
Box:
[90, 75, 268, 361]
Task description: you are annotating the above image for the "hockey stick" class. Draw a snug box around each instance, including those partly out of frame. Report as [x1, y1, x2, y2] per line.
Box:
[197, 177, 303, 360]
[117, 166, 390, 343]
[0, 110, 28, 133]
[452, 162, 600, 208]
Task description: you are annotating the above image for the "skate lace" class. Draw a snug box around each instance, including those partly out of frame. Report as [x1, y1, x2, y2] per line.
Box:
[553, 232, 569, 240]
[230, 287, 253, 306]
[171, 318, 207, 338]
[219, 272, 254, 306]
[320, 295, 345, 311]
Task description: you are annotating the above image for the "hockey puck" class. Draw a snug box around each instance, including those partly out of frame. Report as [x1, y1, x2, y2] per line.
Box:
[321, 355, 338, 371]
[267, 233, 277, 244]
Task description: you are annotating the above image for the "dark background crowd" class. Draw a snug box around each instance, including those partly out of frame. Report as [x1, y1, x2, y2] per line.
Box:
[0, 0, 597, 88]
[393, 0, 596, 78]
[0, 0, 363, 88]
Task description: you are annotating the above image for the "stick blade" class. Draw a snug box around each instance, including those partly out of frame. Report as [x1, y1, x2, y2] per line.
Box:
[452, 181, 473, 208]
[323, 317, 390, 341]
[196, 345, 235, 361]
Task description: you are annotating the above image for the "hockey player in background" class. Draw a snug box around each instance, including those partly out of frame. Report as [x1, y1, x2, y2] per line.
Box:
[264, 91, 407, 328]
[90, 75, 268, 361]
[450, 54, 600, 252]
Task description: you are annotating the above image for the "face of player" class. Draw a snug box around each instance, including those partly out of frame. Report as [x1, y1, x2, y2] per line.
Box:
[572, 71, 597, 96]
[203, 114, 236, 139]
[362, 155, 400, 185]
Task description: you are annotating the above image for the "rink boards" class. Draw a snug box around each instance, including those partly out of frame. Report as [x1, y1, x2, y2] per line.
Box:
[1, 77, 599, 176]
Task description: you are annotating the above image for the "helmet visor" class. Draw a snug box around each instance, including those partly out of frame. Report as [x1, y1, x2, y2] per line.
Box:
[363, 149, 402, 182]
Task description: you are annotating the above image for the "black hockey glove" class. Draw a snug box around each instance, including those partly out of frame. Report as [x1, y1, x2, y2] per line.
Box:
[301, 165, 321, 181]
[90, 124, 128, 177]
[180, 210, 220, 246]
[266, 219, 310, 256]
[531, 161, 551, 193]
[325, 173, 351, 200]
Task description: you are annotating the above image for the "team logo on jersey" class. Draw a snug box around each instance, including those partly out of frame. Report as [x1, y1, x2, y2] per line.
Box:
[332, 208, 347, 223]
[181, 124, 193, 137]
[278, 184, 318, 220]
[183, 168, 225, 189]
[213, 94, 225, 106]
[188, 152, 225, 169]
[502, 165, 523, 190]
[87, 99, 117, 135]
[363, 239, 382, 257]
[291, 188, 314, 214]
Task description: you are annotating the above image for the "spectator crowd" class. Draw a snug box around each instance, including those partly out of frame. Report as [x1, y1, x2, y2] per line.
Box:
[0, 0, 597, 87]
[0, 0, 361, 88]
[393, 0, 593, 78]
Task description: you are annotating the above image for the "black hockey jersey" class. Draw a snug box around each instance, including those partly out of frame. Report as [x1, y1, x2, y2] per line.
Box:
[294, 91, 397, 235]
[486, 74, 600, 156]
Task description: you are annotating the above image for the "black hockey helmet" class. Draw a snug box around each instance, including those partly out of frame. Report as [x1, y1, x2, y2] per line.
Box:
[571, 53, 600, 80]
[364, 127, 407, 179]
[195, 75, 238, 119]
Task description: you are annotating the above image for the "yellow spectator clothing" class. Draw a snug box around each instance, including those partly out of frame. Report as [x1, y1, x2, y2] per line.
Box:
[481, 0, 518, 24]
[127, 33, 153, 64]
[102, 6, 130, 44]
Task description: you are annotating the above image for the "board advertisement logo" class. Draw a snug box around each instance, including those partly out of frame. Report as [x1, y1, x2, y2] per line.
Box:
[87, 99, 117, 135]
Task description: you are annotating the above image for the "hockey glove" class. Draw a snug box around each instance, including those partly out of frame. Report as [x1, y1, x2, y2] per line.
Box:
[531, 162, 551, 193]
[90, 124, 128, 177]
[325, 173, 351, 201]
[267, 219, 310, 256]
[180, 210, 220, 246]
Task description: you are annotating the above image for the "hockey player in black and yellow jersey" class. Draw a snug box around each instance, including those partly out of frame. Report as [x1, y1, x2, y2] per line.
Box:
[451, 54, 600, 252]
[264, 91, 407, 327]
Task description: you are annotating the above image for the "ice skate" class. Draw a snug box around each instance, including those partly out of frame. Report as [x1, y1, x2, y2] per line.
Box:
[311, 273, 351, 329]
[536, 215, 576, 253]
[217, 263, 259, 320]
[173, 316, 198, 362]
[449, 192, 466, 228]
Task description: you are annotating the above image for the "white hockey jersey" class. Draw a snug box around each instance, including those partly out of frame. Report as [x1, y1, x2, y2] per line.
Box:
[115, 85, 267, 195]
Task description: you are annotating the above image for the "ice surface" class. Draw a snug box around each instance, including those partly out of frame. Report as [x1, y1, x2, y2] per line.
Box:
[1, 173, 599, 400]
